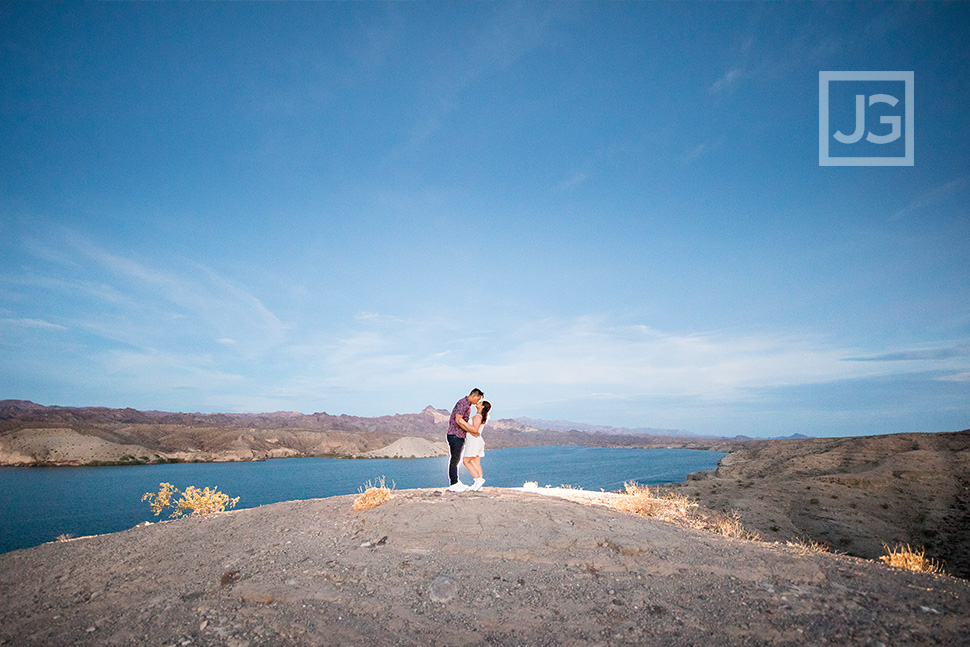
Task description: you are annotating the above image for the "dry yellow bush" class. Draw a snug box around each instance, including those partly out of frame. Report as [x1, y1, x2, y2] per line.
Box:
[879, 543, 946, 574]
[143, 482, 177, 516]
[709, 510, 762, 541]
[142, 482, 240, 519]
[354, 476, 394, 511]
[786, 536, 831, 555]
[610, 481, 696, 522]
[608, 481, 761, 542]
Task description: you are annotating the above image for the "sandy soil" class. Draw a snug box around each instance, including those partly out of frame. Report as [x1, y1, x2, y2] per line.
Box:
[359, 437, 449, 458]
[0, 426, 397, 466]
[1, 487, 968, 647]
[0, 428, 159, 466]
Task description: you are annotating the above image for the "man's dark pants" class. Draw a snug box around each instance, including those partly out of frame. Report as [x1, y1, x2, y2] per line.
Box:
[447, 434, 465, 485]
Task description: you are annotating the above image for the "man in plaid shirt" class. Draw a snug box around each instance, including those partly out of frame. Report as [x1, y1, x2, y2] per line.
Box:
[446, 388, 484, 491]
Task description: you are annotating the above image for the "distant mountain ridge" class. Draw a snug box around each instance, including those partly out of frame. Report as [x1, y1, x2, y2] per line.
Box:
[0, 400, 731, 467]
[514, 416, 699, 437]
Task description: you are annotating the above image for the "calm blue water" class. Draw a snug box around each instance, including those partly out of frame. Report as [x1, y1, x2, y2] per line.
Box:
[0, 446, 724, 554]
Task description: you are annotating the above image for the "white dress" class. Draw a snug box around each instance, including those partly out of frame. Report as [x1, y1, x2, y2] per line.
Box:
[463, 422, 485, 458]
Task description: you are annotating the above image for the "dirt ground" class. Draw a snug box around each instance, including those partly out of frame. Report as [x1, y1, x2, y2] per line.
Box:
[1, 487, 968, 647]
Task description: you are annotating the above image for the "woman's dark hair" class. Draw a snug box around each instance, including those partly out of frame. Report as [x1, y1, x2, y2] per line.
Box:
[480, 401, 491, 424]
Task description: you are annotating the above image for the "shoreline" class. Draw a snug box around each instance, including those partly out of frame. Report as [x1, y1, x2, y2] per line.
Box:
[0, 440, 729, 468]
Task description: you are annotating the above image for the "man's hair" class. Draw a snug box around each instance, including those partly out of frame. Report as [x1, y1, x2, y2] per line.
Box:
[469, 388, 484, 397]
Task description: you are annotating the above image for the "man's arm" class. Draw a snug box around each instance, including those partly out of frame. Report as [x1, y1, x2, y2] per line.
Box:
[456, 415, 475, 434]
[457, 415, 481, 436]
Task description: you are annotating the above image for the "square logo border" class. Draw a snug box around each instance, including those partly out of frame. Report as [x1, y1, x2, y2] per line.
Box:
[819, 71, 914, 166]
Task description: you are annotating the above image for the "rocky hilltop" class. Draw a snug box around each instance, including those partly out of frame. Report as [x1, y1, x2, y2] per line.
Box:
[1, 487, 967, 646]
[0, 401, 725, 467]
[661, 428, 970, 579]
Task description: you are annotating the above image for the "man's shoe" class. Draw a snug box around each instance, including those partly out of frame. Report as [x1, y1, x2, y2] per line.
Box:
[447, 482, 468, 492]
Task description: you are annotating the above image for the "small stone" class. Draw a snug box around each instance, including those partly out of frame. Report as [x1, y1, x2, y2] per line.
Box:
[86, 627, 96, 633]
[429, 575, 458, 603]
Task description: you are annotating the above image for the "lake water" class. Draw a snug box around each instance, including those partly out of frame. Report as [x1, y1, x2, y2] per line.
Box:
[0, 446, 724, 555]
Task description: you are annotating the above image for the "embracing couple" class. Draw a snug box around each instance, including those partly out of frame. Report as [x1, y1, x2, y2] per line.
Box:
[446, 388, 490, 492]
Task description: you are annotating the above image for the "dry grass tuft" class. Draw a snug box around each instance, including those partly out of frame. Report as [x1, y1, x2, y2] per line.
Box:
[354, 476, 394, 511]
[786, 536, 831, 555]
[709, 510, 762, 541]
[608, 481, 761, 541]
[55, 533, 75, 542]
[610, 482, 694, 521]
[879, 543, 946, 574]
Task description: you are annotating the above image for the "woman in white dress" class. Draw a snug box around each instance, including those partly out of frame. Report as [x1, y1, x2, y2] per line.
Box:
[458, 400, 490, 491]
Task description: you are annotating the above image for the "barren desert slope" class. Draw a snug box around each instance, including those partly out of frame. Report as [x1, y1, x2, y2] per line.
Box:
[660, 428, 970, 580]
[1, 488, 968, 647]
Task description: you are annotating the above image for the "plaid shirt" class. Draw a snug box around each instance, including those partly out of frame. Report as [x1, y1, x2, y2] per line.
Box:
[448, 396, 471, 438]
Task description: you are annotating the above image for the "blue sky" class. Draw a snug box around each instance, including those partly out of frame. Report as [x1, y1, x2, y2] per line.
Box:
[1, 2, 968, 438]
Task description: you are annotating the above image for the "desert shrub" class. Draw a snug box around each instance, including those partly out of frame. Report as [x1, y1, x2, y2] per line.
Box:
[55, 533, 75, 542]
[608, 481, 761, 541]
[611, 482, 695, 523]
[142, 482, 239, 519]
[354, 476, 394, 511]
[879, 543, 946, 574]
[709, 510, 762, 541]
[786, 536, 830, 555]
[611, 482, 693, 520]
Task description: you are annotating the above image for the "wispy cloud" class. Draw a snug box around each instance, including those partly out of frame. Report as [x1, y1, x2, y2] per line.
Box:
[937, 372, 970, 383]
[555, 171, 588, 191]
[845, 342, 970, 362]
[264, 315, 969, 417]
[890, 177, 968, 222]
[55, 233, 287, 355]
[1, 317, 67, 331]
[681, 136, 724, 165]
[97, 347, 247, 398]
[710, 67, 742, 94]
[388, 3, 558, 156]
[356, 311, 408, 324]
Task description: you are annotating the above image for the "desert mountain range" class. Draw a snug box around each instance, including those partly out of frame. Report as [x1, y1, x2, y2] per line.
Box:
[0, 400, 730, 467]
